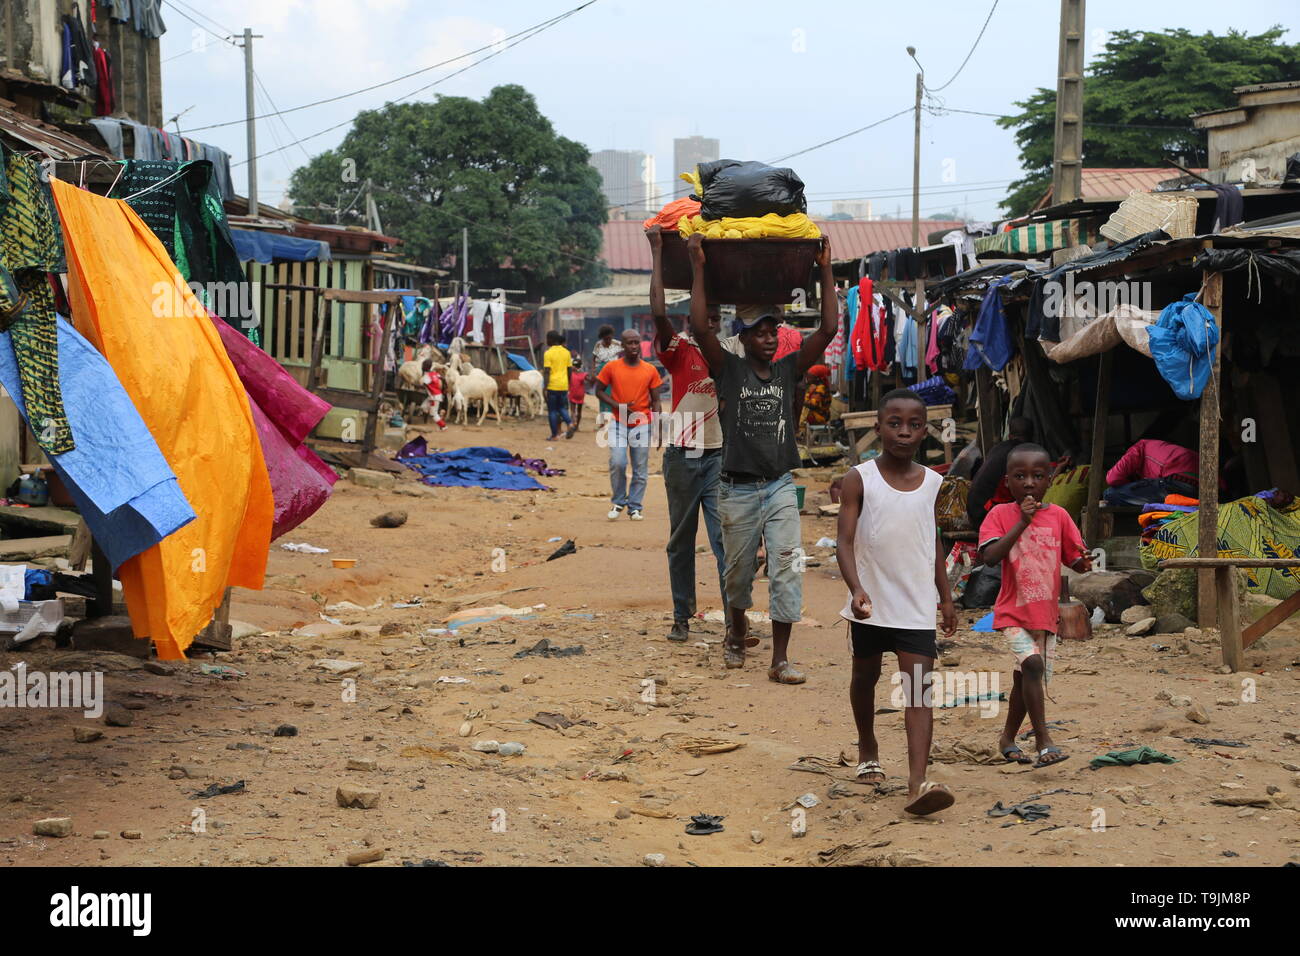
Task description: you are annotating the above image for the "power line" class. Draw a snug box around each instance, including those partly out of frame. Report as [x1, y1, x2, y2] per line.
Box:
[160, 1, 236, 47]
[254, 71, 313, 163]
[230, 8, 593, 169]
[926, 0, 998, 93]
[928, 105, 1195, 131]
[167, 0, 238, 38]
[188, 0, 600, 134]
[762, 107, 914, 166]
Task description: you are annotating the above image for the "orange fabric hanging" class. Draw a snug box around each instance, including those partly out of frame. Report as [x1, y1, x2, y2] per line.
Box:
[51, 180, 273, 658]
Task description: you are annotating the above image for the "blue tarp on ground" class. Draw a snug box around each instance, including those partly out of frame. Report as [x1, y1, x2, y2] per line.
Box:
[0, 318, 196, 570]
[230, 228, 332, 265]
[397, 443, 549, 491]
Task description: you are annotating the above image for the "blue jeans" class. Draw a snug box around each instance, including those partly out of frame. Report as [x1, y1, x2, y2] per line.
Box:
[719, 472, 802, 624]
[663, 446, 726, 623]
[608, 421, 650, 511]
[545, 389, 571, 436]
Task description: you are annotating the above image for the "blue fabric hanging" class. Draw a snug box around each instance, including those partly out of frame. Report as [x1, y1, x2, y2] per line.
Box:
[1147, 293, 1219, 400]
[964, 277, 1014, 372]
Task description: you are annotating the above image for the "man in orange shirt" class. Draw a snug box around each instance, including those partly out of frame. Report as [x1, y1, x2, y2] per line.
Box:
[594, 329, 663, 521]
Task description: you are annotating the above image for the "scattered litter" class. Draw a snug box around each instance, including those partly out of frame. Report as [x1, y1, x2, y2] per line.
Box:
[1186, 737, 1248, 748]
[497, 742, 526, 757]
[814, 537, 836, 548]
[661, 733, 743, 757]
[703, 609, 771, 624]
[940, 691, 1005, 709]
[313, 659, 364, 675]
[191, 780, 246, 800]
[1210, 794, 1276, 808]
[514, 638, 585, 659]
[1016, 720, 1075, 742]
[530, 712, 573, 731]
[796, 793, 820, 809]
[280, 542, 328, 554]
[446, 604, 537, 631]
[196, 663, 245, 679]
[435, 676, 470, 684]
[424, 627, 449, 636]
[932, 738, 1004, 766]
[403, 859, 451, 867]
[546, 540, 577, 561]
[547, 536, 563, 543]
[988, 800, 1052, 823]
[972, 612, 994, 632]
[786, 753, 853, 776]
[685, 813, 725, 836]
[1089, 745, 1177, 769]
[393, 600, 423, 609]
[326, 600, 383, 614]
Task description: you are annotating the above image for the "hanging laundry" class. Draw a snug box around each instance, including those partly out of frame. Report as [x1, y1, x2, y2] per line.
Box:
[92, 44, 114, 116]
[1147, 293, 1219, 400]
[0, 316, 194, 569]
[0, 146, 75, 454]
[52, 179, 274, 659]
[964, 277, 1014, 372]
[469, 298, 490, 343]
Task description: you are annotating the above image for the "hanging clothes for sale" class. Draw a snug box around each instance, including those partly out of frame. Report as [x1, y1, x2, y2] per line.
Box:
[964, 276, 1015, 372]
[488, 298, 504, 345]
[52, 179, 274, 659]
[0, 146, 75, 454]
[850, 277, 872, 371]
[468, 298, 490, 343]
[92, 44, 114, 116]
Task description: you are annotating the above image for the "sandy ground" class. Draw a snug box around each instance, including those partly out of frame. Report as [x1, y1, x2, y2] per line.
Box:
[2, 411, 1300, 867]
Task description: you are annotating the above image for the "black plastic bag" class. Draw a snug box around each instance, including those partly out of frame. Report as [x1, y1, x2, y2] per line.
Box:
[960, 562, 1002, 609]
[695, 159, 808, 220]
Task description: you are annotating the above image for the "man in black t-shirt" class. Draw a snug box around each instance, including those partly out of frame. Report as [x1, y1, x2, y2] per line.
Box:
[687, 232, 838, 684]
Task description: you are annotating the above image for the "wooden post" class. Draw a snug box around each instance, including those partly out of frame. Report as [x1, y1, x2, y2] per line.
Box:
[1214, 565, 1242, 672]
[89, 540, 114, 618]
[1197, 271, 1223, 628]
[1083, 349, 1112, 547]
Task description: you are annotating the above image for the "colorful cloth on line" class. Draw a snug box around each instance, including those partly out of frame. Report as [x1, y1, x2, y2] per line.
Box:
[397, 438, 556, 491]
[0, 146, 73, 454]
[1140, 494, 1300, 600]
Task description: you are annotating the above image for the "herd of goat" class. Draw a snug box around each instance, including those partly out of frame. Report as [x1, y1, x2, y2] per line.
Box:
[395, 344, 546, 426]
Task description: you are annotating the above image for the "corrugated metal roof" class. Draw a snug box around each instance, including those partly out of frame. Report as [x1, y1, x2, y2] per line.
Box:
[602, 217, 964, 272]
[0, 99, 111, 160]
[1034, 168, 1208, 209]
[541, 281, 691, 311]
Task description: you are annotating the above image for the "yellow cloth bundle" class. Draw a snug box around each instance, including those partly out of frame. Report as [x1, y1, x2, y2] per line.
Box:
[679, 168, 704, 199]
[676, 212, 821, 240]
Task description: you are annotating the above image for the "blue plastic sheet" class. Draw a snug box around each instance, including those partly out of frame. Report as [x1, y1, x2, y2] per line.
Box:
[230, 228, 331, 265]
[397, 443, 549, 491]
[0, 318, 195, 570]
[1148, 294, 1219, 400]
[506, 353, 536, 371]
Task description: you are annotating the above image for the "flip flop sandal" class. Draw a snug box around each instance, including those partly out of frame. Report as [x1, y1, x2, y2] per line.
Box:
[767, 663, 806, 685]
[904, 781, 955, 816]
[855, 760, 886, 783]
[685, 813, 725, 836]
[723, 642, 745, 669]
[1033, 746, 1069, 769]
[1000, 745, 1032, 764]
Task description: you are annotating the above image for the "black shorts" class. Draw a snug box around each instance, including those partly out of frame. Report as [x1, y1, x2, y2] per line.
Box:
[849, 620, 938, 660]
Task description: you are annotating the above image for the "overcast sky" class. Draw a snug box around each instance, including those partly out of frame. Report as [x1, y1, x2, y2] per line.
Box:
[159, 0, 1298, 223]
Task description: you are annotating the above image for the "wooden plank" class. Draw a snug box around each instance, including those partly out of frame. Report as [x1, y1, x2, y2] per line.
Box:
[273, 262, 287, 363]
[288, 261, 303, 365]
[1083, 349, 1113, 548]
[303, 263, 318, 366]
[1197, 270, 1223, 628]
[68, 519, 91, 571]
[0, 535, 71, 561]
[1242, 588, 1300, 648]
[89, 540, 114, 618]
[321, 288, 405, 305]
[191, 587, 233, 652]
[1215, 565, 1243, 671]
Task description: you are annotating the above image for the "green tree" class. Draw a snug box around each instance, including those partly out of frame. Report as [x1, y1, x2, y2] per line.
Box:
[997, 27, 1300, 216]
[288, 85, 607, 299]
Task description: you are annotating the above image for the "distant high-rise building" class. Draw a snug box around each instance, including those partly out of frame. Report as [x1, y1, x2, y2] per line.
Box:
[590, 149, 657, 216]
[673, 136, 720, 197]
[831, 199, 875, 221]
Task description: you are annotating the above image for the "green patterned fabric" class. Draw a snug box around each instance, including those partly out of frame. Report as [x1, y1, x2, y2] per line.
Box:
[0, 146, 74, 455]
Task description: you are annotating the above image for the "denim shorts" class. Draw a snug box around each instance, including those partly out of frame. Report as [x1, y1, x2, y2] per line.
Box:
[718, 472, 802, 624]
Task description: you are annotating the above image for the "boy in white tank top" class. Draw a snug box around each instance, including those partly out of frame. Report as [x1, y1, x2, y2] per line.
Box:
[835, 389, 958, 816]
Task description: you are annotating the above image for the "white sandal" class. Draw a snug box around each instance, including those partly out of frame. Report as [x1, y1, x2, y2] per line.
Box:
[855, 760, 885, 783]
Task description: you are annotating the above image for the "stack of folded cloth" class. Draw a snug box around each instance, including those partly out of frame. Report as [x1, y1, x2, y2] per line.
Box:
[1137, 493, 1199, 542]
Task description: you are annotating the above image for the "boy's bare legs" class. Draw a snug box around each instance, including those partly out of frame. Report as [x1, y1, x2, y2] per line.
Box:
[999, 669, 1027, 756]
[897, 650, 939, 799]
[1019, 654, 1057, 754]
[851, 653, 883, 774]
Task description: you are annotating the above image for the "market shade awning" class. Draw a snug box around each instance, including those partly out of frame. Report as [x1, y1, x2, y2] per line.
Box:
[230, 228, 332, 264]
[975, 218, 1099, 256]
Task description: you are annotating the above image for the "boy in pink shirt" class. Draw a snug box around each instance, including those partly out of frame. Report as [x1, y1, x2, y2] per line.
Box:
[978, 444, 1091, 768]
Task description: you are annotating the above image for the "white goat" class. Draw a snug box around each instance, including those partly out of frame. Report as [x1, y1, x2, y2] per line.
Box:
[444, 364, 500, 426]
[507, 369, 545, 418]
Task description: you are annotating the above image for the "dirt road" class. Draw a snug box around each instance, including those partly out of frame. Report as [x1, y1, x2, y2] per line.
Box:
[3, 415, 1299, 866]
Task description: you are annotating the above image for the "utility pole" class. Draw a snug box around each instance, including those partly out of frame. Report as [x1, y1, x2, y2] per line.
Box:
[908, 46, 928, 389]
[241, 28, 264, 216]
[1051, 0, 1085, 204]
[462, 227, 469, 292]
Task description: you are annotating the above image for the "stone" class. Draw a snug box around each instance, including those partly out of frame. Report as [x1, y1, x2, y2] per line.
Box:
[1155, 613, 1195, 635]
[346, 847, 385, 866]
[1144, 569, 1248, 626]
[393, 482, 436, 498]
[1125, 617, 1157, 636]
[103, 703, 134, 727]
[1120, 605, 1149, 625]
[497, 742, 525, 757]
[750, 830, 764, 845]
[458, 721, 473, 737]
[349, 468, 396, 491]
[74, 727, 103, 743]
[1185, 703, 1211, 725]
[69, 616, 149, 658]
[346, 758, 377, 772]
[643, 853, 667, 867]
[121, 830, 142, 840]
[521, 673, 538, 684]
[370, 510, 407, 528]
[336, 785, 381, 809]
[1169, 695, 1192, 708]
[472, 741, 501, 753]
[592, 767, 628, 782]
[1184, 627, 1204, 642]
[273, 724, 298, 737]
[92, 830, 110, 840]
[143, 661, 174, 676]
[614, 807, 632, 820]
[1070, 572, 1146, 623]
[33, 817, 72, 838]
